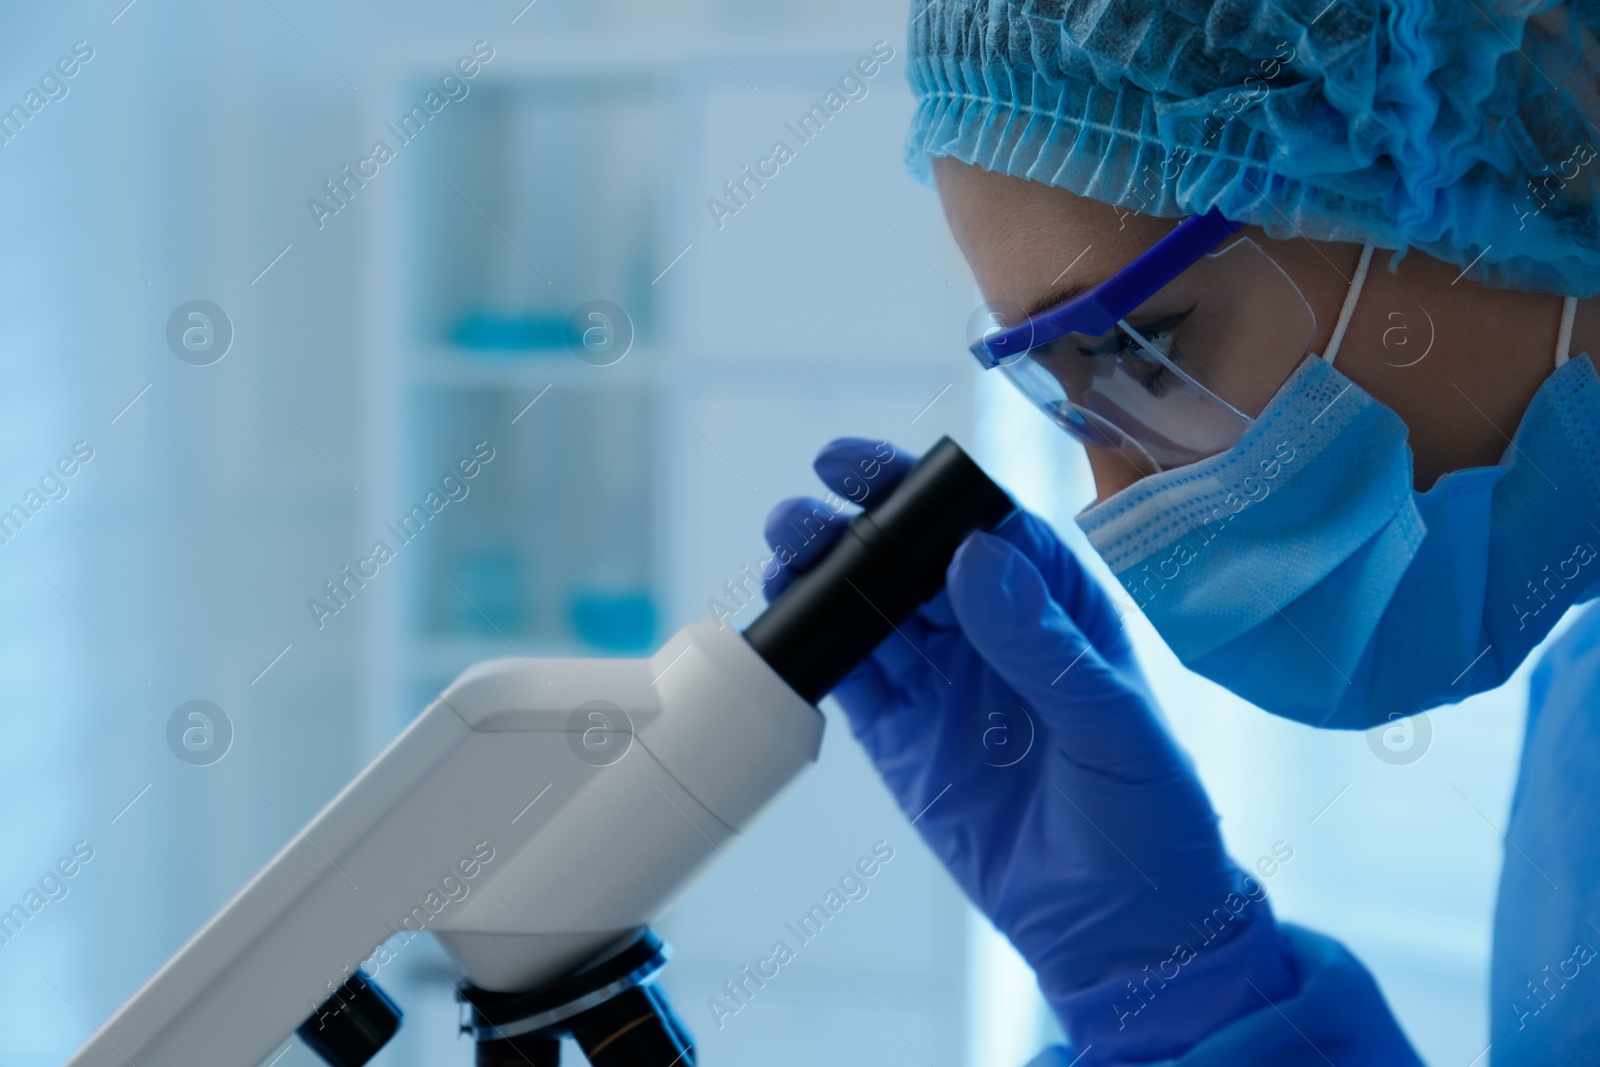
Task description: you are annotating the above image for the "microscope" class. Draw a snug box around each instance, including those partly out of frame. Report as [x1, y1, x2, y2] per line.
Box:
[65, 438, 1014, 1067]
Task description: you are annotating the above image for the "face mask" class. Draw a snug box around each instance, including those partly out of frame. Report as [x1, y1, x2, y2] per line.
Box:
[1076, 257, 1600, 728]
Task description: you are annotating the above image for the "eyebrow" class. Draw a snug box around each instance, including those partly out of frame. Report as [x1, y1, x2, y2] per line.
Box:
[1022, 277, 1103, 320]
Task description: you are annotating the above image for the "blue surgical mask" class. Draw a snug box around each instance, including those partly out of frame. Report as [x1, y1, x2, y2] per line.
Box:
[1076, 288, 1600, 728]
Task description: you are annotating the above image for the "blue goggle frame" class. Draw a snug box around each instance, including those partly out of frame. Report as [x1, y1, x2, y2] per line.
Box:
[969, 208, 1246, 368]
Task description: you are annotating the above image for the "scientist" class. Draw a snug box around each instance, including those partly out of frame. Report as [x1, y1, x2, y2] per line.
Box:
[763, 1, 1600, 1063]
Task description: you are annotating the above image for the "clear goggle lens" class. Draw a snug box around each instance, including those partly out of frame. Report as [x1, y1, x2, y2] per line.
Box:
[987, 239, 1317, 474]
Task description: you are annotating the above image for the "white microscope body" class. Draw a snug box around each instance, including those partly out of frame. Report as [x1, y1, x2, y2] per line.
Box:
[65, 436, 1012, 1067]
[66, 620, 822, 1067]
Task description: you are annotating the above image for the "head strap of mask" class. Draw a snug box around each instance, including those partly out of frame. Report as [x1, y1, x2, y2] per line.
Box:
[1557, 295, 1577, 368]
[1324, 248, 1579, 373]
[1321, 245, 1375, 367]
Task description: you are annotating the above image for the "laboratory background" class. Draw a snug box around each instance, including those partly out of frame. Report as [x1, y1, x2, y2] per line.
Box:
[0, 1, 1558, 1064]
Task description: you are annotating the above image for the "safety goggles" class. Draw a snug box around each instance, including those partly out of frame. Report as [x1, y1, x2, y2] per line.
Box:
[968, 208, 1317, 473]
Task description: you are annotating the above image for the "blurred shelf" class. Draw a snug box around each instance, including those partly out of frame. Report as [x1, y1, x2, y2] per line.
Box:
[399, 385, 658, 662]
[410, 79, 665, 355]
[408, 344, 666, 387]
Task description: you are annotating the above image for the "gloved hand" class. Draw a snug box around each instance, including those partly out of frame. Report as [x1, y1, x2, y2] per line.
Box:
[764, 438, 1297, 1063]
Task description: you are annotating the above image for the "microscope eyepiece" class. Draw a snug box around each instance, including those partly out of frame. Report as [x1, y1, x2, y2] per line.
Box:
[744, 437, 1016, 704]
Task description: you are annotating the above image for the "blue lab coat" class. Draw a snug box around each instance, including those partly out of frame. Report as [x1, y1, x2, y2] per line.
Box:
[1027, 603, 1600, 1066]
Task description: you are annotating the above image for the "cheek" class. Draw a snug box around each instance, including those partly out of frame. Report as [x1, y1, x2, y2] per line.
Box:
[1084, 444, 1148, 502]
[1250, 233, 1366, 362]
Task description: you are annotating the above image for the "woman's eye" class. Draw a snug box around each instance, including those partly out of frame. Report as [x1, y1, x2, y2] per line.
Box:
[1138, 327, 1176, 355]
[1072, 329, 1179, 396]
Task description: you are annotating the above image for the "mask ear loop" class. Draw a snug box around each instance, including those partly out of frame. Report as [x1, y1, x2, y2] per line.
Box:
[1556, 295, 1577, 369]
[1322, 244, 1375, 367]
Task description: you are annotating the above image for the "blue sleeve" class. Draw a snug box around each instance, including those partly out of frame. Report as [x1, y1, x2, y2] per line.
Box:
[1025, 925, 1421, 1067]
[1490, 603, 1600, 1063]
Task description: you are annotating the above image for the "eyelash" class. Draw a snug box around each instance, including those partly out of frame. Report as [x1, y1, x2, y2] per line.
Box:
[1078, 328, 1180, 397]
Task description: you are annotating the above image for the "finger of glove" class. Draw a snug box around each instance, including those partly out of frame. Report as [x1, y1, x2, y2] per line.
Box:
[812, 437, 915, 508]
[812, 435, 988, 646]
[830, 655, 895, 737]
[834, 619, 968, 806]
[761, 495, 949, 703]
[947, 530, 1183, 781]
[762, 496, 850, 600]
[857, 606, 944, 695]
[832, 655, 908, 748]
[819, 609, 961, 776]
[993, 510, 1139, 672]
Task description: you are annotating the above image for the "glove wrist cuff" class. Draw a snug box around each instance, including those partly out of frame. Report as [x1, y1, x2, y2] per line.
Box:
[1045, 894, 1298, 1063]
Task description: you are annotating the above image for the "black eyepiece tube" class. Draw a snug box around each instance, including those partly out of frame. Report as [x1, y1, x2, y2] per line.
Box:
[744, 437, 1016, 704]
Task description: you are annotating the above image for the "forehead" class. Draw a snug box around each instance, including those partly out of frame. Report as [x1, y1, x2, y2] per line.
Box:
[932, 158, 1180, 307]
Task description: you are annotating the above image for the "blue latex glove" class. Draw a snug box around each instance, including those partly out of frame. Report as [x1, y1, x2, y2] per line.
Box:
[1027, 926, 1422, 1067]
[764, 438, 1298, 1063]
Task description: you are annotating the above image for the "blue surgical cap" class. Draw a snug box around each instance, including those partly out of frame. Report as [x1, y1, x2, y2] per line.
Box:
[906, 0, 1600, 297]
